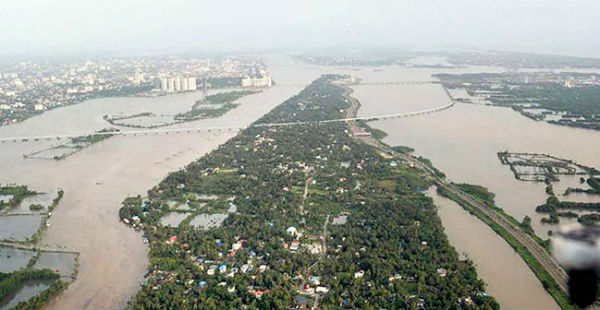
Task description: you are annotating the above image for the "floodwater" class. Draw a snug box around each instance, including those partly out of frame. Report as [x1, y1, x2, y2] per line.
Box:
[355, 86, 600, 237]
[189, 213, 228, 229]
[0, 81, 303, 309]
[34, 251, 78, 277]
[426, 187, 560, 309]
[262, 57, 598, 308]
[0, 280, 54, 310]
[5, 192, 56, 215]
[0, 246, 35, 273]
[0, 214, 43, 241]
[159, 212, 189, 227]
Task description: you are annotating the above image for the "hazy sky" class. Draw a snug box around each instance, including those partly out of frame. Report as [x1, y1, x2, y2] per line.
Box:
[1, 0, 599, 58]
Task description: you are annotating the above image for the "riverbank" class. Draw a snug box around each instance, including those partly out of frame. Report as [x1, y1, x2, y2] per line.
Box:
[0, 85, 304, 309]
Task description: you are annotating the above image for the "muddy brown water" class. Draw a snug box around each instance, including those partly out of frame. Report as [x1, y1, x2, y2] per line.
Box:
[0, 83, 303, 309]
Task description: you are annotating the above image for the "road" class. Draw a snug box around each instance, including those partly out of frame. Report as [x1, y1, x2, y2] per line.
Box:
[341, 85, 569, 294]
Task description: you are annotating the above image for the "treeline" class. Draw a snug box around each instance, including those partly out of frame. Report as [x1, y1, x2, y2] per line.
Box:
[175, 90, 259, 121]
[0, 184, 37, 212]
[0, 269, 59, 304]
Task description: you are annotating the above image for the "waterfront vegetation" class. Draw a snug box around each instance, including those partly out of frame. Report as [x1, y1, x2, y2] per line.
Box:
[536, 183, 600, 227]
[121, 76, 498, 309]
[437, 186, 572, 310]
[103, 90, 259, 129]
[1, 84, 153, 127]
[497, 152, 598, 182]
[0, 268, 60, 307]
[454, 184, 495, 208]
[0, 185, 36, 213]
[70, 128, 119, 145]
[436, 73, 600, 131]
[23, 128, 119, 160]
[392, 145, 415, 154]
[175, 90, 259, 121]
[565, 177, 600, 195]
[0, 245, 77, 310]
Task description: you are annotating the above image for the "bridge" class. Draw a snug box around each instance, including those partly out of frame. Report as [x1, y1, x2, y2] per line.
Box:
[0, 83, 454, 144]
[0, 100, 455, 144]
[276, 80, 439, 87]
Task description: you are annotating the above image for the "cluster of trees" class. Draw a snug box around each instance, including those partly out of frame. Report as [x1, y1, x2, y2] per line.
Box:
[454, 184, 495, 208]
[536, 186, 600, 225]
[71, 128, 119, 145]
[176, 90, 259, 121]
[436, 73, 600, 131]
[0, 268, 59, 306]
[566, 177, 600, 195]
[0, 184, 36, 212]
[121, 75, 498, 309]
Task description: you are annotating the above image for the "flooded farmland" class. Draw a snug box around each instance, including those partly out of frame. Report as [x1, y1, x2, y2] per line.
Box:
[0, 280, 54, 310]
[0, 78, 304, 309]
[0, 214, 43, 241]
[159, 212, 189, 227]
[0, 246, 35, 273]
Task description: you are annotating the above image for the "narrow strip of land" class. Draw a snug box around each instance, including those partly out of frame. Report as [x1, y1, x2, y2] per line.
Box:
[341, 85, 570, 307]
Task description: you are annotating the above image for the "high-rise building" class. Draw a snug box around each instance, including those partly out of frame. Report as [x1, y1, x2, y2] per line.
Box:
[182, 78, 189, 91]
[167, 78, 175, 93]
[241, 74, 272, 88]
[160, 78, 168, 91]
[188, 77, 197, 90]
[174, 77, 181, 91]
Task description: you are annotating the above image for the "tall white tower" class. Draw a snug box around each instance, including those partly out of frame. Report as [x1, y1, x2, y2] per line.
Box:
[188, 77, 197, 90]
[174, 77, 181, 92]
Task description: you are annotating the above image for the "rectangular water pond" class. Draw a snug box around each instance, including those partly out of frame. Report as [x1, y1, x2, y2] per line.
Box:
[0, 246, 35, 273]
[0, 215, 44, 241]
[159, 212, 189, 227]
[34, 251, 78, 277]
[189, 213, 228, 230]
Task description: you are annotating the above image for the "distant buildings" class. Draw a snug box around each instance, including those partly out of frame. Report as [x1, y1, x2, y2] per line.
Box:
[160, 77, 197, 93]
[241, 74, 272, 88]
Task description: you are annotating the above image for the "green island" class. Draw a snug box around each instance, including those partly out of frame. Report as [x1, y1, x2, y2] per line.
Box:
[536, 185, 600, 226]
[175, 90, 260, 121]
[435, 73, 600, 131]
[497, 152, 598, 182]
[119, 76, 498, 310]
[103, 90, 259, 129]
[23, 128, 119, 160]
